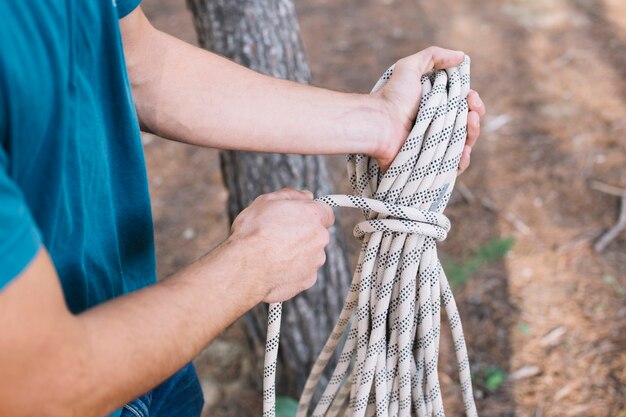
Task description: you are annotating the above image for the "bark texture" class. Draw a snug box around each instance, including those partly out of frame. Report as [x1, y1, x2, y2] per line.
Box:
[186, 0, 352, 397]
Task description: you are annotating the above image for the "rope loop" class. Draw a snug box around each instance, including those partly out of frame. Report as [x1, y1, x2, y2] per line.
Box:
[317, 195, 451, 242]
[353, 217, 448, 241]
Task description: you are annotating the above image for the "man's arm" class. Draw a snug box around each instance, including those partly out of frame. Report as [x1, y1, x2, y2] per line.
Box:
[0, 189, 333, 417]
[120, 8, 485, 171]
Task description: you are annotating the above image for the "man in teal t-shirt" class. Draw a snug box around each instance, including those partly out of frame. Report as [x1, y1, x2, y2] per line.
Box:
[0, 1, 484, 416]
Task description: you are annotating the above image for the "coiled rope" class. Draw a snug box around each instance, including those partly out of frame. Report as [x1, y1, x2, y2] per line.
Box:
[263, 56, 477, 417]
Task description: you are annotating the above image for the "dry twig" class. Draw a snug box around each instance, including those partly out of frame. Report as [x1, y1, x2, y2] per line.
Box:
[590, 181, 626, 197]
[456, 181, 476, 204]
[591, 181, 626, 252]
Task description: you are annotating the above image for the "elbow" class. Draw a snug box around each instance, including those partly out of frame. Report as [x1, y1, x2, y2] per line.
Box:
[0, 333, 109, 417]
[0, 364, 110, 417]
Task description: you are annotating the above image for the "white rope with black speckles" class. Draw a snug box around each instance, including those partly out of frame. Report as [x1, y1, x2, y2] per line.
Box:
[263, 56, 477, 417]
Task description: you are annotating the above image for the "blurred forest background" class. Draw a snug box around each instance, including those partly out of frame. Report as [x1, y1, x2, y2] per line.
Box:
[139, 0, 625, 416]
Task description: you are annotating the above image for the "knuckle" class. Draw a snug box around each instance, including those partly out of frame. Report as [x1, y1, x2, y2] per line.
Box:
[326, 207, 335, 225]
[469, 93, 485, 115]
[283, 187, 300, 196]
[469, 117, 479, 132]
[301, 190, 315, 200]
[232, 210, 249, 227]
[319, 251, 327, 266]
[230, 220, 240, 234]
[458, 154, 470, 172]
[425, 45, 438, 57]
[313, 202, 334, 226]
[255, 193, 268, 202]
[395, 56, 409, 70]
[305, 273, 317, 290]
[321, 228, 330, 246]
[317, 206, 331, 225]
[275, 188, 300, 200]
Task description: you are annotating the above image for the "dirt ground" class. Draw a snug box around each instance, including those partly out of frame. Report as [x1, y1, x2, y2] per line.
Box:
[139, 0, 626, 416]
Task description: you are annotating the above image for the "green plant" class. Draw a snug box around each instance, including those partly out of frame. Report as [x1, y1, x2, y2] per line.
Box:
[443, 236, 515, 288]
[484, 366, 507, 391]
[275, 396, 299, 417]
[516, 322, 530, 335]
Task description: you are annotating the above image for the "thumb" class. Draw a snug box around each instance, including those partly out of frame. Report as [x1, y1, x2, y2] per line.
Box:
[398, 47, 464, 75]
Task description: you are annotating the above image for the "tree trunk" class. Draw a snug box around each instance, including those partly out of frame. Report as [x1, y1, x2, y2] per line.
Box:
[186, 0, 352, 397]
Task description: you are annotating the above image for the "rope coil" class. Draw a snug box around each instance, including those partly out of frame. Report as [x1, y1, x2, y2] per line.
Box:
[263, 56, 477, 417]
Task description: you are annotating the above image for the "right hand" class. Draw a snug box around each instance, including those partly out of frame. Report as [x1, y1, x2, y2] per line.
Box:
[228, 188, 335, 303]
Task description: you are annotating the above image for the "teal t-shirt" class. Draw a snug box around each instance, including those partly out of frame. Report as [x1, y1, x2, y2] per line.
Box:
[1, 2, 155, 414]
[0, 0, 155, 327]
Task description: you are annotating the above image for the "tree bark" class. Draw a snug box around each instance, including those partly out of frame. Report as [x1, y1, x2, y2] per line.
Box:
[186, 0, 352, 397]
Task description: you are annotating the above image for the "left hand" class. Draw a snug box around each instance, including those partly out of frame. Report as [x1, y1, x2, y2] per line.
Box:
[372, 46, 486, 174]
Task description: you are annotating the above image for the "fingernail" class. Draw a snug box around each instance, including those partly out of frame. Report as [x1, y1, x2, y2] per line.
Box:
[301, 189, 314, 199]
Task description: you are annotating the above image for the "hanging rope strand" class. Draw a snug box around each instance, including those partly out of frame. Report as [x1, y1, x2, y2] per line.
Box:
[263, 56, 477, 417]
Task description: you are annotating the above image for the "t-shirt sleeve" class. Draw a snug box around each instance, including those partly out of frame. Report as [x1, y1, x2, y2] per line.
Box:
[0, 147, 42, 290]
[116, 0, 142, 19]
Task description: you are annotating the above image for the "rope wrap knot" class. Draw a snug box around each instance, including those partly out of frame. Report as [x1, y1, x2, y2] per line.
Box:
[317, 195, 451, 242]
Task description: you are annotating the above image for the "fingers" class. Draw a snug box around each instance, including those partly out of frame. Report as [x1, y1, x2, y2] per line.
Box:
[255, 188, 334, 228]
[300, 189, 315, 200]
[467, 90, 485, 117]
[400, 46, 464, 75]
[460, 90, 485, 175]
[466, 110, 480, 148]
[457, 145, 471, 176]
[316, 240, 328, 267]
[312, 201, 335, 229]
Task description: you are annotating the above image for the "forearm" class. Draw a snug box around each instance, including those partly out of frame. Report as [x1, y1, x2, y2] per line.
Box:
[123, 13, 386, 156]
[75, 238, 256, 415]
[1, 241, 259, 417]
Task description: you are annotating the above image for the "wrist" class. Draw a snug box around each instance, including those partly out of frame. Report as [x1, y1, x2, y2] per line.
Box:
[363, 93, 404, 170]
[221, 233, 268, 305]
[176, 234, 266, 316]
[346, 94, 390, 159]
[370, 94, 395, 162]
